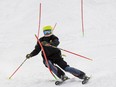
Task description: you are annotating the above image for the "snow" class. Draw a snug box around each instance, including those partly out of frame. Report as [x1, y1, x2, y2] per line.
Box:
[0, 0, 116, 87]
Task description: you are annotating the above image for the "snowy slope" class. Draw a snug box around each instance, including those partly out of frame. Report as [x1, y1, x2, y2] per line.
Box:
[0, 0, 116, 87]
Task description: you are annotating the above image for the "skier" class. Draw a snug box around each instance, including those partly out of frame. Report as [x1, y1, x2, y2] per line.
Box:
[26, 25, 89, 82]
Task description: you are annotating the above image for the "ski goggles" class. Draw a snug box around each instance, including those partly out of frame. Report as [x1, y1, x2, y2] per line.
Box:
[43, 30, 51, 35]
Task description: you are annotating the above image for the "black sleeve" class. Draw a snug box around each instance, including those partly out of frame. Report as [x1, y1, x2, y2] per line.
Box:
[50, 35, 60, 47]
[50, 39, 60, 47]
[30, 43, 41, 57]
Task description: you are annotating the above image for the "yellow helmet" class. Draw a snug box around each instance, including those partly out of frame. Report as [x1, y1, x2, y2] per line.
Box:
[43, 25, 53, 31]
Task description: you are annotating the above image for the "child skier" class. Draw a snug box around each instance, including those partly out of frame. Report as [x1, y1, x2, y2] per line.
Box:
[26, 25, 89, 82]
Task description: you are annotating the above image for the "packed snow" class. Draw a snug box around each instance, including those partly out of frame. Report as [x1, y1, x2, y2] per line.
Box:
[0, 0, 116, 87]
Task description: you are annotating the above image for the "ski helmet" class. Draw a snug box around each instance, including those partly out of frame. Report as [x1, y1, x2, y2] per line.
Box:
[43, 25, 53, 31]
[43, 25, 53, 35]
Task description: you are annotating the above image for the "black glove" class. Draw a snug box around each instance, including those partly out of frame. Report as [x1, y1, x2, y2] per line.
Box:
[26, 54, 32, 59]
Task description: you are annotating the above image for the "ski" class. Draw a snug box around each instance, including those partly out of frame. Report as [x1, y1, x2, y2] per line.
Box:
[55, 76, 91, 85]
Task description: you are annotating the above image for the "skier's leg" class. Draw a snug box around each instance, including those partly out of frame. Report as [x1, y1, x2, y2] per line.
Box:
[55, 65, 69, 81]
[64, 66, 85, 79]
[56, 59, 86, 79]
[64, 66, 90, 84]
[44, 60, 68, 80]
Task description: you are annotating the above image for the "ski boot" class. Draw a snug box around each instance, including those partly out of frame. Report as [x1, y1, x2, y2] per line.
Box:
[55, 75, 69, 85]
[60, 75, 69, 81]
[82, 75, 90, 84]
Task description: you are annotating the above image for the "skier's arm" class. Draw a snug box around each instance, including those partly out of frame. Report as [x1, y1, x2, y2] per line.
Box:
[30, 43, 41, 57]
[26, 43, 41, 59]
[50, 38, 60, 47]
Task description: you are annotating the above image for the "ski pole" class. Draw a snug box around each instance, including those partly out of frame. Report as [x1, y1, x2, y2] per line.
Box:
[52, 23, 57, 31]
[9, 58, 27, 79]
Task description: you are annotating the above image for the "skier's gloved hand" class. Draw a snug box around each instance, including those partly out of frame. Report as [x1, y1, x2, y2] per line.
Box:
[41, 41, 48, 45]
[41, 41, 51, 46]
[26, 54, 32, 59]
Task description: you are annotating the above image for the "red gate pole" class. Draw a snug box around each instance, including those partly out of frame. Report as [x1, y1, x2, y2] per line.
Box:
[81, 0, 85, 36]
[38, 3, 42, 37]
[37, 3, 57, 80]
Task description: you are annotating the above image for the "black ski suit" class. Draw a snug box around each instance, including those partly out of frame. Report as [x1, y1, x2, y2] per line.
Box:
[30, 34, 69, 69]
[30, 34, 85, 79]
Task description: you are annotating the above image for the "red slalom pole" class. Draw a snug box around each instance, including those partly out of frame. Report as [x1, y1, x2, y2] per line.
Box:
[59, 48, 93, 61]
[50, 45, 92, 61]
[35, 35, 57, 80]
[81, 0, 85, 36]
[38, 3, 42, 37]
[9, 58, 27, 79]
[37, 3, 57, 80]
